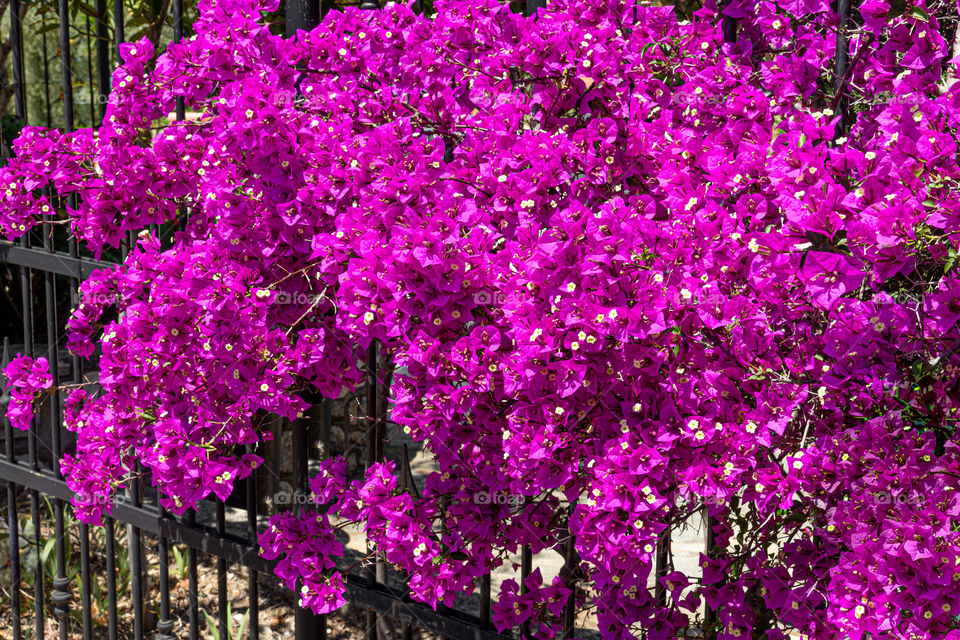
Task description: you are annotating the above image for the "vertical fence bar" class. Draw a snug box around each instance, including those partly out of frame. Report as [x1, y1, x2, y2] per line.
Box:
[54, 7, 78, 637]
[286, 12, 322, 640]
[703, 507, 719, 640]
[561, 504, 579, 639]
[157, 11, 184, 629]
[114, 0, 125, 62]
[3, 11, 26, 640]
[247, 444, 261, 640]
[294, 404, 325, 640]
[41, 29, 52, 127]
[78, 520, 92, 640]
[128, 467, 145, 639]
[3, 338, 23, 640]
[46, 0, 73, 605]
[833, 0, 851, 134]
[44, 232, 71, 640]
[86, 17, 96, 125]
[173, 0, 185, 120]
[187, 509, 200, 640]
[718, 7, 736, 638]
[398, 445, 418, 640]
[216, 501, 229, 640]
[22, 246, 43, 640]
[479, 573, 492, 629]
[525, 0, 545, 16]
[654, 527, 670, 607]
[69, 243, 92, 640]
[57, 0, 75, 131]
[96, 0, 110, 121]
[286, 0, 319, 35]
[322, 398, 332, 459]
[105, 516, 118, 640]
[9, 0, 26, 119]
[376, 357, 392, 640]
[157, 506, 175, 640]
[722, 15, 737, 43]
[519, 545, 532, 639]
[282, 0, 324, 624]
[364, 342, 379, 640]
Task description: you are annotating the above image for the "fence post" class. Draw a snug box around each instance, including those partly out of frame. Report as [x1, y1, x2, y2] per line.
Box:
[287, 0, 319, 36]
[363, 341, 389, 640]
[654, 527, 670, 608]
[283, 5, 325, 640]
[721, 11, 737, 43]
[358, 0, 385, 617]
[3, 338, 23, 640]
[561, 504, 579, 639]
[703, 506, 719, 640]
[833, 0, 852, 134]
[113, 0, 124, 64]
[293, 403, 326, 640]
[95, 0, 110, 121]
[9, 0, 25, 119]
[50, 1, 78, 637]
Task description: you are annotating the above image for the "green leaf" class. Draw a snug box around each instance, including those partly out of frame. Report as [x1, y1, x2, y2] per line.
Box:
[117, 541, 128, 574]
[909, 6, 930, 20]
[911, 358, 923, 379]
[203, 609, 220, 640]
[74, 1, 99, 18]
[945, 249, 957, 275]
[235, 610, 250, 640]
[40, 537, 57, 576]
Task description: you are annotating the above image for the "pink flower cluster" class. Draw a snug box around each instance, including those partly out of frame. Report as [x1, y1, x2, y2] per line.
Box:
[4, 0, 960, 637]
[4, 355, 53, 431]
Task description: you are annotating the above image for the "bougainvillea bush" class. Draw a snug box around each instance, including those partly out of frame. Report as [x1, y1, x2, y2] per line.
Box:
[4, 0, 960, 637]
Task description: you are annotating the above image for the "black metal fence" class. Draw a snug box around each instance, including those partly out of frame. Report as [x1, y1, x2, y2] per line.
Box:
[0, 0, 859, 637]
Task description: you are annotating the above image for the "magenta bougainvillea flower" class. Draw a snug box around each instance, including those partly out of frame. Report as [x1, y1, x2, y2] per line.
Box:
[4, 0, 960, 637]
[4, 355, 53, 431]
